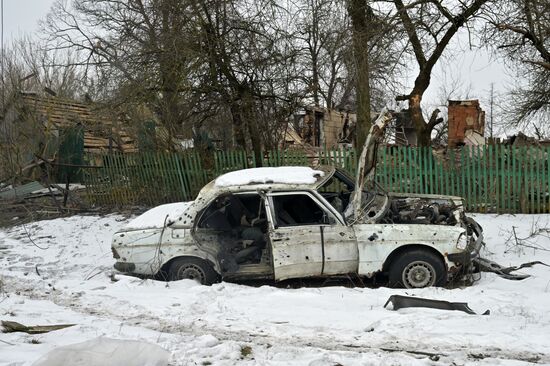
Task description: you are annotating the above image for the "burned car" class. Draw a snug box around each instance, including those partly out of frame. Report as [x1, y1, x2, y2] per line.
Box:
[111, 113, 483, 288]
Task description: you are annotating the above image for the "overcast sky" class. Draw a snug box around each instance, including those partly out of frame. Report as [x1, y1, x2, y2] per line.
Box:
[1, 0, 55, 40]
[1, 0, 513, 134]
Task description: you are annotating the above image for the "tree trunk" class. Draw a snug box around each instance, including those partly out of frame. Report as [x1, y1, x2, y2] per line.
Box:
[230, 102, 247, 149]
[408, 92, 430, 146]
[230, 89, 263, 167]
[311, 53, 320, 107]
[348, 0, 372, 149]
[241, 90, 263, 167]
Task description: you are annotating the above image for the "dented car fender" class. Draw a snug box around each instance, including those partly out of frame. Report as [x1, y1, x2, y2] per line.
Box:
[353, 224, 466, 277]
[112, 227, 220, 275]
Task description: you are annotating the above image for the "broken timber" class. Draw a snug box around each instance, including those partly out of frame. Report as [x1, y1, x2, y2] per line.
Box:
[1, 320, 75, 334]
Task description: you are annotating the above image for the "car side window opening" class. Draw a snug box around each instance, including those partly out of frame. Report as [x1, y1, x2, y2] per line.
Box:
[271, 194, 336, 227]
[196, 193, 268, 271]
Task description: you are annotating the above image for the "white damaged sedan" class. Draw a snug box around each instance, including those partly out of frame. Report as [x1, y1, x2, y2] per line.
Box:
[112, 165, 482, 288]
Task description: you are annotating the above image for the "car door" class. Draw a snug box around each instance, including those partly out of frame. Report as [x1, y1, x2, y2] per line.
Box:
[321, 224, 358, 276]
[266, 191, 357, 280]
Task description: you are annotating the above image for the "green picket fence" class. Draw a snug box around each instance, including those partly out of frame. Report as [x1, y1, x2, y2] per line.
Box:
[82, 145, 550, 214]
[373, 145, 550, 214]
[82, 149, 312, 206]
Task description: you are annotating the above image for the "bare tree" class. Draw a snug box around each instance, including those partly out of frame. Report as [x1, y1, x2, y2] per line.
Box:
[484, 0, 549, 125]
[1, 37, 85, 105]
[295, 0, 351, 109]
[0, 37, 87, 181]
[346, 1, 410, 148]
[428, 62, 474, 145]
[391, 0, 489, 146]
[347, 0, 373, 148]
[44, 0, 304, 162]
[188, 0, 304, 164]
[44, 0, 199, 142]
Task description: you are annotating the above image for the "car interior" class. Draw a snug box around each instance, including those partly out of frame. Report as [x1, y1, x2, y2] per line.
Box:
[270, 194, 334, 226]
[318, 170, 354, 214]
[196, 193, 269, 272]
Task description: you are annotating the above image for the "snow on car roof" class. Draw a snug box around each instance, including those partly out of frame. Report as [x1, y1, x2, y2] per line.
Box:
[214, 167, 325, 187]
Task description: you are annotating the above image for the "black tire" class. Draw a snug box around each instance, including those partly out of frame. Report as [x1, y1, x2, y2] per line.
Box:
[388, 250, 446, 288]
[168, 257, 219, 285]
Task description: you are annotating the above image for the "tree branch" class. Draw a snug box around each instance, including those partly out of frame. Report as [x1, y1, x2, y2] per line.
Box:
[496, 22, 550, 63]
[394, 0, 426, 67]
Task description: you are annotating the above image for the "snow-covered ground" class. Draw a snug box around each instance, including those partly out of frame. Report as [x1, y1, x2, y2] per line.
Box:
[1, 213, 549, 365]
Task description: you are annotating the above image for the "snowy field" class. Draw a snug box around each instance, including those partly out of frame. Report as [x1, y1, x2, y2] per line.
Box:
[1, 213, 550, 365]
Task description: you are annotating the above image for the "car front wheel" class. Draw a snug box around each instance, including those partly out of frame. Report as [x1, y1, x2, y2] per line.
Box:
[168, 257, 219, 285]
[388, 250, 446, 288]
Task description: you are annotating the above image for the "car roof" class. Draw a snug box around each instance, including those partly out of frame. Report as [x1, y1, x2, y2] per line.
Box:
[193, 165, 335, 206]
[213, 165, 335, 190]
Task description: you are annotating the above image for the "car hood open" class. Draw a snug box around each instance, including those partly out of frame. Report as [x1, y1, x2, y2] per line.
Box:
[347, 110, 394, 221]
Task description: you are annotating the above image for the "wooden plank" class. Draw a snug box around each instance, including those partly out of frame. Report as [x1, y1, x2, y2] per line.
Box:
[504, 145, 506, 213]
[381, 147, 388, 191]
[511, 147, 517, 212]
[407, 147, 414, 193]
[502, 145, 507, 213]
[163, 153, 176, 202]
[466, 147, 472, 211]
[438, 150, 444, 195]
[178, 153, 193, 201]
[535, 147, 542, 214]
[530, 147, 535, 213]
[112, 154, 126, 206]
[430, 147, 435, 195]
[398, 148, 404, 193]
[520, 146, 527, 213]
[504, 146, 513, 213]
[494, 145, 500, 213]
[413, 147, 420, 193]
[448, 149, 454, 196]
[547, 147, 550, 213]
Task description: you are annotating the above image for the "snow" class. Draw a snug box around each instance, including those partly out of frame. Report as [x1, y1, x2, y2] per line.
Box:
[214, 167, 325, 187]
[32, 337, 170, 366]
[1, 213, 550, 365]
[123, 202, 192, 230]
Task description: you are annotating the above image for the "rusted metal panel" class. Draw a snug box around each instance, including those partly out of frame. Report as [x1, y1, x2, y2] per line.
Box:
[0, 181, 44, 200]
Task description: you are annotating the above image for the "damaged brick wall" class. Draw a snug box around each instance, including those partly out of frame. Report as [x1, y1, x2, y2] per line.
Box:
[448, 100, 485, 147]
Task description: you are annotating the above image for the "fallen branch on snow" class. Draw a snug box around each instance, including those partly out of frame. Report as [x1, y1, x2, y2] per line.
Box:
[1, 320, 75, 334]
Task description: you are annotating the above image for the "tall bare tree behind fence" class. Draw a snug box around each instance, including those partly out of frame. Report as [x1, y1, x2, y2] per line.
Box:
[82, 146, 550, 214]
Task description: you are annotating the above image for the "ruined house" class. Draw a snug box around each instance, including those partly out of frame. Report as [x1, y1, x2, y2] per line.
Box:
[393, 110, 418, 145]
[0, 92, 138, 179]
[448, 100, 486, 147]
[293, 107, 356, 148]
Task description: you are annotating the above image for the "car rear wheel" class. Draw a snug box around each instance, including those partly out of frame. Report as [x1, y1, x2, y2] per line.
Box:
[388, 250, 446, 288]
[168, 258, 218, 285]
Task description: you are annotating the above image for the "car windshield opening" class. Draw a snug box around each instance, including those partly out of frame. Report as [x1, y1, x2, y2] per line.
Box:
[318, 170, 354, 214]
